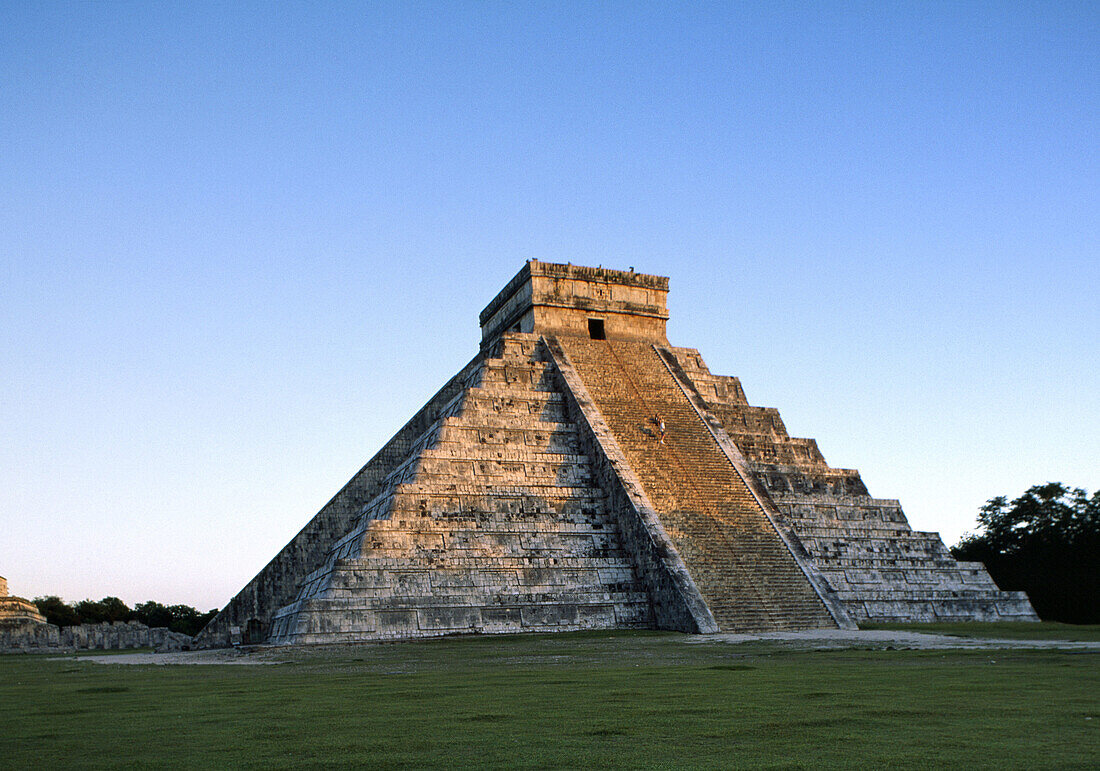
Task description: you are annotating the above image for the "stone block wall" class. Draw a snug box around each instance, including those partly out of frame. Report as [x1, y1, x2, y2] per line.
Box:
[776, 495, 1036, 622]
[480, 261, 670, 350]
[0, 619, 59, 650]
[1, 620, 193, 653]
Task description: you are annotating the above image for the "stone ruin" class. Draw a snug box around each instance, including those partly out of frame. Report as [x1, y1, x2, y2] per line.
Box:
[0, 576, 193, 653]
[197, 261, 1036, 646]
[0, 575, 48, 627]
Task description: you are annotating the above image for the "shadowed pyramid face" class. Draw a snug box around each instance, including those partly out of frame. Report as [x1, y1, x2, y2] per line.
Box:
[479, 260, 670, 350]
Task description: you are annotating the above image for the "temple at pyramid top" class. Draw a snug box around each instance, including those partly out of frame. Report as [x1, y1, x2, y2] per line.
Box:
[480, 260, 670, 348]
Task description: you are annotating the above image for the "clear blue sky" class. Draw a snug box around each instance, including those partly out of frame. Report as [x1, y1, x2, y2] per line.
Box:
[2, 2, 1096, 610]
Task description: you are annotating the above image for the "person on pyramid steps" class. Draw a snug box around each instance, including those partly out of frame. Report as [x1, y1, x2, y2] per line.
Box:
[654, 413, 666, 445]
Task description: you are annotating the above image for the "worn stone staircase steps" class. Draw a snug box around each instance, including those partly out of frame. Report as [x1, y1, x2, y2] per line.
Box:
[559, 337, 836, 632]
[353, 542, 635, 558]
[333, 556, 640, 569]
[789, 523, 916, 534]
[818, 560, 964, 572]
[809, 548, 956, 562]
[792, 523, 924, 536]
[310, 562, 641, 581]
[367, 474, 600, 504]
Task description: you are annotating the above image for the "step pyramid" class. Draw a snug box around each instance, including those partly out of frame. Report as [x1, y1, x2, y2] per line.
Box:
[197, 261, 1035, 646]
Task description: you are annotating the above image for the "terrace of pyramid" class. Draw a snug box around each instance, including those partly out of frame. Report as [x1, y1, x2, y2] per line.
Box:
[196, 261, 1036, 646]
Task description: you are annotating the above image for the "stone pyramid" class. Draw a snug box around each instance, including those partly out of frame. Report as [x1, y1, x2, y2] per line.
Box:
[197, 261, 1035, 646]
[0, 576, 48, 626]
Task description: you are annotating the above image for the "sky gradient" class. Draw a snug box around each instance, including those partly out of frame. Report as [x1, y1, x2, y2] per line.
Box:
[2, 2, 1097, 610]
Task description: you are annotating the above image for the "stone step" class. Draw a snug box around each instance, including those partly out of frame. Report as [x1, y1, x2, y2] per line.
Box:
[439, 413, 574, 433]
[813, 556, 961, 569]
[559, 337, 835, 632]
[269, 598, 654, 645]
[410, 456, 592, 479]
[266, 336, 659, 644]
[329, 556, 644, 572]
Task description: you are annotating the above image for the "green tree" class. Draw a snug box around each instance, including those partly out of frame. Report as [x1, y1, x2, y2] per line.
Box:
[73, 599, 110, 624]
[131, 601, 215, 635]
[132, 601, 173, 629]
[32, 595, 214, 635]
[196, 608, 218, 634]
[72, 596, 133, 624]
[168, 604, 200, 635]
[33, 596, 79, 627]
[952, 483, 1099, 623]
[166, 605, 218, 636]
[99, 596, 133, 623]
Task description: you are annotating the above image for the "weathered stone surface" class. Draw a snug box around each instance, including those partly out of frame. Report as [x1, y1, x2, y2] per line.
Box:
[195, 355, 487, 647]
[665, 346, 1038, 623]
[0, 576, 48, 625]
[0, 576, 54, 651]
[200, 260, 1035, 646]
[1, 620, 193, 653]
[0, 577, 195, 653]
[480, 261, 669, 349]
[550, 338, 850, 632]
[266, 336, 654, 645]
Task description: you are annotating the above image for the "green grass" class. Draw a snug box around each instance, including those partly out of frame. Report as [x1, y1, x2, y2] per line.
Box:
[2, 631, 1098, 769]
[859, 620, 1100, 642]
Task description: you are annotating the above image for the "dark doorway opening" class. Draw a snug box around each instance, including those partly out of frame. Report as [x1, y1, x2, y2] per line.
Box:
[588, 318, 606, 340]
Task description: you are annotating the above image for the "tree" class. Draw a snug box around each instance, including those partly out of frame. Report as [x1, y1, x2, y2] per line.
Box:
[31, 595, 217, 635]
[166, 605, 219, 636]
[73, 599, 110, 624]
[952, 483, 1100, 623]
[130, 601, 216, 635]
[71, 597, 133, 625]
[99, 596, 133, 623]
[34, 596, 80, 627]
[132, 601, 173, 629]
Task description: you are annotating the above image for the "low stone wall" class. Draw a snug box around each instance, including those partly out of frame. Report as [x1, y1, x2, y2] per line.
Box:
[0, 619, 193, 653]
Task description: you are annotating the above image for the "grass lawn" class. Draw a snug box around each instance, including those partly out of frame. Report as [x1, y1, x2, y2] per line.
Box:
[2, 631, 1098, 769]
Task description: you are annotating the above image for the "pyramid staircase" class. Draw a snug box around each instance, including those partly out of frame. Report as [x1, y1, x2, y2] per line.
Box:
[555, 338, 839, 632]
